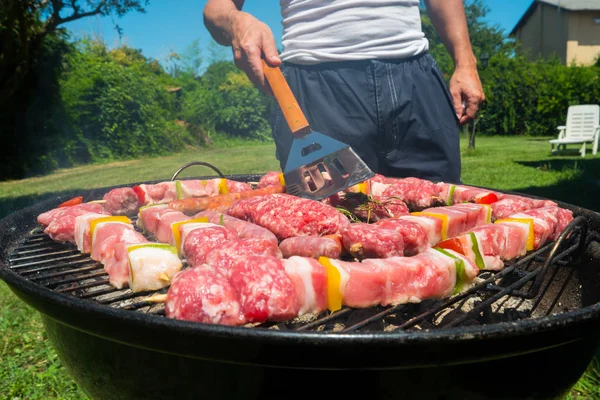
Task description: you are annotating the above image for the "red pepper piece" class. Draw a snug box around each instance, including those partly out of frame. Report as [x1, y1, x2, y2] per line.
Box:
[476, 193, 498, 205]
[435, 237, 466, 255]
[57, 196, 83, 208]
[132, 185, 146, 205]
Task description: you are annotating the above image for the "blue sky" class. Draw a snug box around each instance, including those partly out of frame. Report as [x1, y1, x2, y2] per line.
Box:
[66, 0, 533, 65]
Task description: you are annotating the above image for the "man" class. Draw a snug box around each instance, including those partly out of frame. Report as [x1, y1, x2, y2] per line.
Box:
[203, 0, 484, 183]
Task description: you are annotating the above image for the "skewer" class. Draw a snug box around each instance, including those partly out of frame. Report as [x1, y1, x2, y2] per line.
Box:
[144, 293, 168, 303]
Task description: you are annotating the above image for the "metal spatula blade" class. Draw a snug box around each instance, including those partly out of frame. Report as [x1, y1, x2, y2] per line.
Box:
[262, 60, 375, 201]
[283, 132, 375, 200]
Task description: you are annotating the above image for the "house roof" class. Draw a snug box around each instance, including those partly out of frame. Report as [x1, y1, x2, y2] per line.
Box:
[510, 0, 600, 36]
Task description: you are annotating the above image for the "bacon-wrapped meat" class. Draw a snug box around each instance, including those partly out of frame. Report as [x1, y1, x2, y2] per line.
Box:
[491, 195, 557, 220]
[318, 247, 479, 310]
[283, 256, 328, 315]
[256, 171, 284, 188]
[38, 203, 109, 243]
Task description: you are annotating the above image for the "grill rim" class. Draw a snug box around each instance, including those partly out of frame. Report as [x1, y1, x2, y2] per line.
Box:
[2, 175, 600, 350]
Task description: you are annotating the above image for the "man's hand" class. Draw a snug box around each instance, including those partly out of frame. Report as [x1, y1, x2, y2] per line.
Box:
[450, 66, 485, 125]
[424, 0, 485, 125]
[229, 10, 281, 93]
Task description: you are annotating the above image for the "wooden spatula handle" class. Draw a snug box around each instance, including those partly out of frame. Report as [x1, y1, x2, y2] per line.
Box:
[261, 60, 311, 136]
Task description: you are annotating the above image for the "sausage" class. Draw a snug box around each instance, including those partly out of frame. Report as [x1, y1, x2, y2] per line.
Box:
[168, 185, 285, 214]
[279, 235, 343, 259]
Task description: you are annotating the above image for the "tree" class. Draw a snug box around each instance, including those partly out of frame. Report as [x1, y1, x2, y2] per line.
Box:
[61, 39, 192, 161]
[421, 0, 511, 75]
[1, 0, 148, 106]
[180, 38, 204, 78]
[0, 0, 148, 179]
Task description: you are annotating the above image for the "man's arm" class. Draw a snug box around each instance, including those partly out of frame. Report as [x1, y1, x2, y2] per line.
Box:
[423, 0, 485, 125]
[203, 0, 280, 92]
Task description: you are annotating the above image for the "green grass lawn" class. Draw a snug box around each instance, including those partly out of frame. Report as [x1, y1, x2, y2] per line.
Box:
[1, 136, 599, 399]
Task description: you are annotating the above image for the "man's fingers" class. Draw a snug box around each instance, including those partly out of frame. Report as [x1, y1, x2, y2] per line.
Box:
[465, 98, 479, 119]
[262, 31, 281, 67]
[451, 89, 464, 120]
[244, 44, 265, 88]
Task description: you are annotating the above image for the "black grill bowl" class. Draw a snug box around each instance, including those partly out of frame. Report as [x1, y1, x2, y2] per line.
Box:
[2, 176, 600, 400]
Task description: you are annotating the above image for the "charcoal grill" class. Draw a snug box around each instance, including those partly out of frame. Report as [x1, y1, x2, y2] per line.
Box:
[2, 173, 600, 400]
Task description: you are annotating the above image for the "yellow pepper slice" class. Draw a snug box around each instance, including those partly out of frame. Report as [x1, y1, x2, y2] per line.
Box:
[89, 216, 131, 249]
[495, 217, 535, 251]
[218, 178, 229, 194]
[355, 181, 369, 195]
[170, 217, 209, 252]
[318, 256, 343, 312]
[410, 211, 449, 241]
[278, 173, 286, 187]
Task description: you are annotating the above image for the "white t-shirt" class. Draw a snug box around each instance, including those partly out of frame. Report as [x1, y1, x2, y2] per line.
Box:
[279, 0, 429, 65]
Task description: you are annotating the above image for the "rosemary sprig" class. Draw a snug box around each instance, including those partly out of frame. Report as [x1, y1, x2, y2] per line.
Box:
[335, 205, 362, 223]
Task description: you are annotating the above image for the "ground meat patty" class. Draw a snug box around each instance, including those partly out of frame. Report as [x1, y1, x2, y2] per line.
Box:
[365, 196, 410, 220]
[182, 225, 238, 267]
[279, 235, 343, 259]
[374, 219, 429, 256]
[205, 238, 282, 273]
[102, 187, 139, 216]
[380, 177, 443, 210]
[340, 223, 404, 259]
[324, 192, 409, 223]
[226, 193, 349, 240]
[165, 266, 246, 326]
[228, 255, 299, 322]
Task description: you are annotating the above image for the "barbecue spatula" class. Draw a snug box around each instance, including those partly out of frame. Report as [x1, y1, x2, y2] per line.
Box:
[261, 60, 375, 201]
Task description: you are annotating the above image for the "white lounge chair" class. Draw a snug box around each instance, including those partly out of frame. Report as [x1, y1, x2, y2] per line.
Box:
[549, 104, 600, 157]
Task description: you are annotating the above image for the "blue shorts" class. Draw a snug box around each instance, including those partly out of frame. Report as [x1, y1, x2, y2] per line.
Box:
[268, 52, 461, 183]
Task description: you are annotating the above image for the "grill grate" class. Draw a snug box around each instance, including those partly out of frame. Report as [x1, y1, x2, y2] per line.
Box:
[7, 216, 592, 333]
